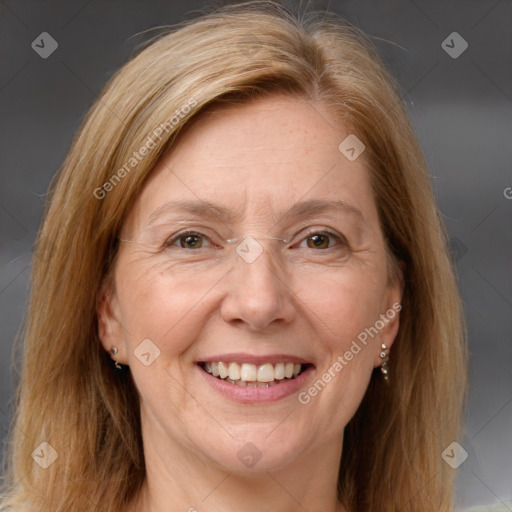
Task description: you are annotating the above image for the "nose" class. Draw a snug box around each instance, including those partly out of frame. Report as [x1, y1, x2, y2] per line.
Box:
[220, 241, 296, 332]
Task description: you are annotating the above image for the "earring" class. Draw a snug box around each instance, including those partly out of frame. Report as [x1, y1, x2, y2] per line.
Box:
[110, 347, 122, 370]
[380, 343, 390, 382]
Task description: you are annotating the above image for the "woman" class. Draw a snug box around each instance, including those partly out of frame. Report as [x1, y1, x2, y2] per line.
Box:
[1, 1, 467, 511]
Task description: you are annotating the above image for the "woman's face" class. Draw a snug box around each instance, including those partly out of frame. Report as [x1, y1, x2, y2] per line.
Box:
[98, 95, 401, 475]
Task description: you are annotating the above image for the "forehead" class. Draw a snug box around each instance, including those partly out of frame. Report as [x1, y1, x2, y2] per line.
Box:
[123, 94, 378, 233]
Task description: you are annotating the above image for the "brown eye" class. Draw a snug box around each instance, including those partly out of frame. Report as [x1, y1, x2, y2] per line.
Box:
[179, 234, 203, 249]
[306, 233, 330, 249]
[165, 231, 212, 250]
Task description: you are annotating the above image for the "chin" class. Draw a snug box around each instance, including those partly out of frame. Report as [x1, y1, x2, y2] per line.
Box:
[192, 427, 310, 475]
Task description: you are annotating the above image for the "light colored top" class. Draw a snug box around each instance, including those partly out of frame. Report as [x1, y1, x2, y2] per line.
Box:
[464, 502, 512, 512]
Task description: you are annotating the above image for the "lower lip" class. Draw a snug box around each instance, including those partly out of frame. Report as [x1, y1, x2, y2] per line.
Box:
[197, 365, 315, 404]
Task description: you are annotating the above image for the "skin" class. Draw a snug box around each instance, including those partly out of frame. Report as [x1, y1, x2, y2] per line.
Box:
[97, 95, 402, 512]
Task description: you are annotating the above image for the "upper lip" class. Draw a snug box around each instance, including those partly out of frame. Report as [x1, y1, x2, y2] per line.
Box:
[197, 353, 314, 366]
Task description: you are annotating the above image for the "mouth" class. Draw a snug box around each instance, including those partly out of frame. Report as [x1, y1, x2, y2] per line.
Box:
[199, 361, 311, 387]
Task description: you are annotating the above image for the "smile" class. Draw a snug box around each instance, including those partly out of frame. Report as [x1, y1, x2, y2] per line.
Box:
[201, 361, 309, 387]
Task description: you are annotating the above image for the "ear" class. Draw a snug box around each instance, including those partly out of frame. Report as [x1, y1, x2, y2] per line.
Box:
[96, 277, 127, 363]
[373, 274, 404, 367]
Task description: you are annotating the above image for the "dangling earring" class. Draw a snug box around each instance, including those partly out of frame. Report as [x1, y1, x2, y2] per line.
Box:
[110, 347, 122, 370]
[380, 343, 390, 382]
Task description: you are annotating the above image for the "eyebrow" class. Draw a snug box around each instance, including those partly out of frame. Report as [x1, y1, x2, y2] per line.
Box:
[284, 199, 364, 223]
[145, 199, 240, 227]
[144, 198, 365, 228]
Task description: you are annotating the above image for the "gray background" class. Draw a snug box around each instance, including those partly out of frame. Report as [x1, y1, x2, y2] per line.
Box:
[1, 1, 511, 510]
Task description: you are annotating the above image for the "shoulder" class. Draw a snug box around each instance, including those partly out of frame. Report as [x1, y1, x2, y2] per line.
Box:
[464, 503, 512, 512]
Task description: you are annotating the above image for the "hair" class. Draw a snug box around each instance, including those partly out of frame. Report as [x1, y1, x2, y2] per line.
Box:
[1, 1, 467, 511]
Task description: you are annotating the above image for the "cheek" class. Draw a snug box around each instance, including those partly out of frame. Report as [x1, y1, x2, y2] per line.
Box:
[292, 270, 385, 423]
[115, 263, 223, 357]
[114, 267, 217, 422]
[294, 265, 387, 345]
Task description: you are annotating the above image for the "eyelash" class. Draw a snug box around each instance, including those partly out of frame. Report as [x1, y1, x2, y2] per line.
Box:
[163, 229, 350, 251]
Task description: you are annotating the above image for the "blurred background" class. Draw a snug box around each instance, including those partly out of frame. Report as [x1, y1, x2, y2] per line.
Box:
[1, 1, 511, 509]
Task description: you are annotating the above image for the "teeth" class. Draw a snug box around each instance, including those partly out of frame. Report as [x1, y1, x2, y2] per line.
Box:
[274, 362, 285, 380]
[257, 363, 275, 382]
[202, 361, 305, 384]
[228, 362, 241, 380]
[218, 362, 229, 379]
[241, 363, 257, 382]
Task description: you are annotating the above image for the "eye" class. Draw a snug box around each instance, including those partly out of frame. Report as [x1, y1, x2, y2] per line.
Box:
[298, 230, 347, 250]
[164, 231, 213, 250]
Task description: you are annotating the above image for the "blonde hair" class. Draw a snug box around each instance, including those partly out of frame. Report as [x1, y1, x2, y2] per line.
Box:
[1, 2, 466, 511]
